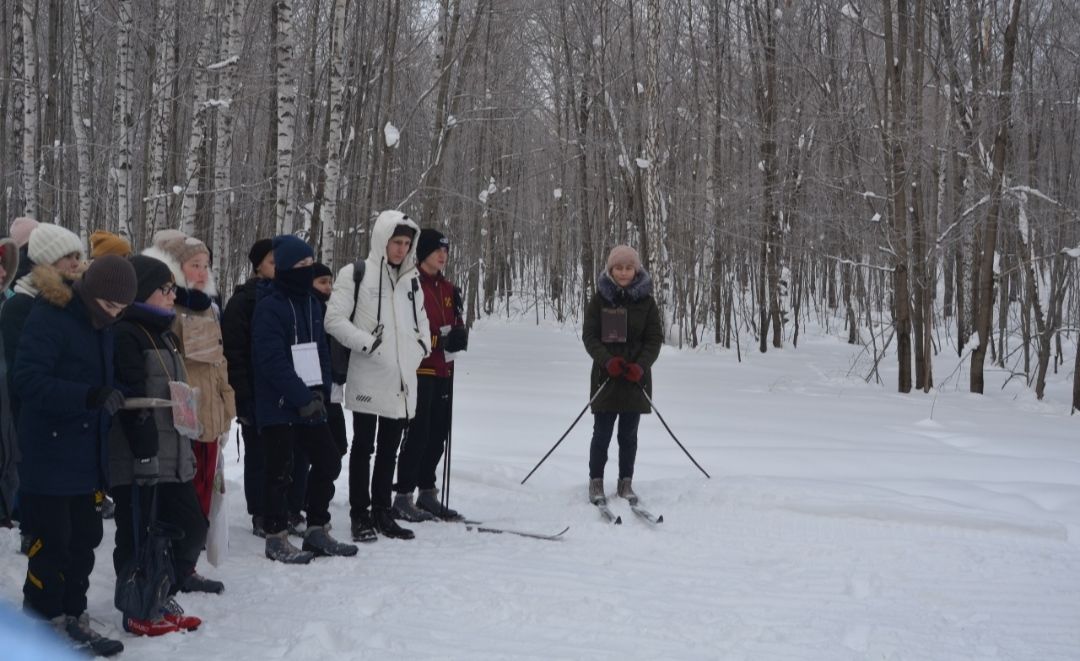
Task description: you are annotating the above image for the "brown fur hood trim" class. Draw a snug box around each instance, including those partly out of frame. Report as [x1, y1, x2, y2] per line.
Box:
[35, 263, 81, 308]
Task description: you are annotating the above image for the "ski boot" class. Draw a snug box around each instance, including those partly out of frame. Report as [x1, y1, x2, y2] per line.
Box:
[588, 478, 606, 505]
[416, 488, 463, 521]
[392, 493, 436, 522]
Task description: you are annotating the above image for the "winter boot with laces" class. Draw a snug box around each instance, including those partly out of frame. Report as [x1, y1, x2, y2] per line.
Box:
[350, 511, 379, 543]
[416, 488, 462, 521]
[616, 478, 638, 504]
[66, 612, 126, 655]
[180, 571, 225, 594]
[303, 525, 359, 557]
[265, 530, 314, 564]
[588, 478, 606, 505]
[373, 507, 415, 540]
[392, 493, 436, 522]
[161, 597, 202, 631]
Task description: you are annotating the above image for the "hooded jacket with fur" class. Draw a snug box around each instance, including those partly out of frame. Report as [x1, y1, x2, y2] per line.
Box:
[12, 268, 115, 495]
[142, 246, 235, 442]
[1, 264, 77, 421]
[325, 210, 431, 419]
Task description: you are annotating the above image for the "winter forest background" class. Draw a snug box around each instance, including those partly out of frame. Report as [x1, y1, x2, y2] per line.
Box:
[2, 0, 1079, 402]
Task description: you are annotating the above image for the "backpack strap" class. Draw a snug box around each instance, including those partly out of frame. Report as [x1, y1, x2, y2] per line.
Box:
[348, 259, 366, 324]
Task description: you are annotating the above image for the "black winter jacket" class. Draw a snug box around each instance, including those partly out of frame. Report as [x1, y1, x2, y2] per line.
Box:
[109, 303, 196, 486]
[582, 270, 664, 414]
[222, 278, 260, 421]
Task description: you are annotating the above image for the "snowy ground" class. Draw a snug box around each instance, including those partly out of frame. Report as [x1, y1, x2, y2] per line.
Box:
[3, 316, 1080, 660]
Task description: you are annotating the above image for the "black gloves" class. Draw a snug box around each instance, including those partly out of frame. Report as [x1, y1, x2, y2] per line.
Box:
[444, 326, 469, 353]
[133, 457, 159, 486]
[87, 387, 125, 416]
[298, 392, 327, 421]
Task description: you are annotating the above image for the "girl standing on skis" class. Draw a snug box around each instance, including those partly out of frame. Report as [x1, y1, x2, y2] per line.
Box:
[582, 245, 663, 505]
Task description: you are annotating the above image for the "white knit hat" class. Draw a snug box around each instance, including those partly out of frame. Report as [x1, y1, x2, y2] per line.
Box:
[28, 223, 85, 267]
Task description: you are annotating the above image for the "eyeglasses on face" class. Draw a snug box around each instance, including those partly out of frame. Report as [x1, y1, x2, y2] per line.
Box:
[158, 282, 178, 296]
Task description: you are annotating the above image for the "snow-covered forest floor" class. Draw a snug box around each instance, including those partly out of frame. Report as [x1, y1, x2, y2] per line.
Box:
[3, 316, 1079, 660]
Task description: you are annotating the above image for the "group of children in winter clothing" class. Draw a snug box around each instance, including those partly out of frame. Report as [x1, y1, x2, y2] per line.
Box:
[0, 208, 660, 656]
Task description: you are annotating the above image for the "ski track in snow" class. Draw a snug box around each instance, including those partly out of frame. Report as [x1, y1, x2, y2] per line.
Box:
[3, 318, 1080, 660]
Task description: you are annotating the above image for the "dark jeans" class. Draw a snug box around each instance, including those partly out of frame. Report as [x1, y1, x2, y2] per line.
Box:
[350, 413, 406, 517]
[243, 422, 311, 518]
[396, 376, 451, 494]
[261, 423, 341, 535]
[589, 412, 640, 480]
[20, 492, 103, 619]
[111, 482, 207, 595]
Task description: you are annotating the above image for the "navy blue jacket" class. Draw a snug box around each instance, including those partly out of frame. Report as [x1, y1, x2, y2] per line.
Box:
[13, 285, 115, 495]
[251, 280, 331, 430]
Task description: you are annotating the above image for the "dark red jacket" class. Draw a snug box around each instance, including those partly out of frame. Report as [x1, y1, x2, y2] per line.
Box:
[417, 270, 462, 378]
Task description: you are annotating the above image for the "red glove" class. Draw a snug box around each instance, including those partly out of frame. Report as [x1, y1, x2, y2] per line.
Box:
[605, 357, 627, 378]
[624, 363, 644, 383]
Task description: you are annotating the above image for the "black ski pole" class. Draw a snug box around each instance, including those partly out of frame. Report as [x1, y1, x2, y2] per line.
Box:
[637, 384, 711, 478]
[440, 373, 454, 512]
[521, 378, 610, 485]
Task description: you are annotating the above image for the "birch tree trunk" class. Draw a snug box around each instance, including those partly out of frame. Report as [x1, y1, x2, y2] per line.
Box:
[318, 0, 348, 268]
[275, 0, 297, 235]
[113, 0, 134, 239]
[210, 0, 242, 266]
[146, 0, 176, 235]
[71, 0, 93, 241]
[970, 0, 1022, 394]
[8, 0, 24, 222]
[179, 0, 216, 236]
[21, 0, 39, 219]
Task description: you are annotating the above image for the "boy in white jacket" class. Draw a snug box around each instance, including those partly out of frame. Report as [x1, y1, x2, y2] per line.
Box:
[325, 210, 430, 541]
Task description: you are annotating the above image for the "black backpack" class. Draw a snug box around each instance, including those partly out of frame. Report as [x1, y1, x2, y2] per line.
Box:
[114, 487, 183, 620]
[328, 260, 366, 385]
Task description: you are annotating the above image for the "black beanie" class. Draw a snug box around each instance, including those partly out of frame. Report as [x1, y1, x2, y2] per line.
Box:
[312, 262, 333, 279]
[390, 224, 416, 241]
[248, 238, 273, 270]
[416, 229, 449, 264]
[81, 255, 137, 305]
[129, 255, 174, 303]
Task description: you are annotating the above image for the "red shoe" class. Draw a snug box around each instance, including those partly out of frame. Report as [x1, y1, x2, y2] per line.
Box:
[161, 597, 202, 631]
[124, 616, 181, 637]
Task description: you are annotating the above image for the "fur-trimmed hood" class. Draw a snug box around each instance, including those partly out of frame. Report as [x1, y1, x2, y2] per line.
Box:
[597, 268, 653, 305]
[35, 263, 79, 308]
[142, 245, 218, 298]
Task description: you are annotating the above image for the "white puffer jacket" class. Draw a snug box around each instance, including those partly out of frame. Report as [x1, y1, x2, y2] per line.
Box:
[325, 210, 431, 420]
